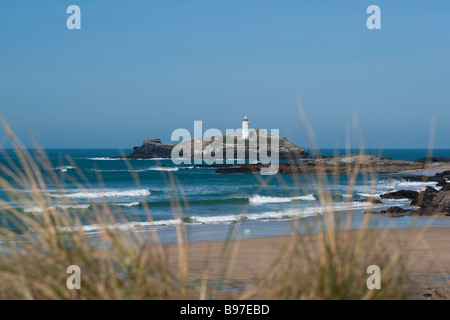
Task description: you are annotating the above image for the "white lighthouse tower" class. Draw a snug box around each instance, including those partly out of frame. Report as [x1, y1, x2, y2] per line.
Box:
[242, 116, 249, 139]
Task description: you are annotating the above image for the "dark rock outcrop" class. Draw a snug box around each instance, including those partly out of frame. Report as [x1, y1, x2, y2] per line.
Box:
[365, 206, 414, 217]
[277, 137, 309, 159]
[380, 190, 419, 200]
[215, 155, 432, 175]
[434, 171, 450, 186]
[215, 164, 265, 174]
[128, 139, 175, 159]
[437, 170, 450, 178]
[416, 157, 450, 163]
[410, 187, 439, 207]
[413, 187, 450, 216]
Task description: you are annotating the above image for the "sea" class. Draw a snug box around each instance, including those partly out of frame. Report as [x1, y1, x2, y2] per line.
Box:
[1, 148, 450, 244]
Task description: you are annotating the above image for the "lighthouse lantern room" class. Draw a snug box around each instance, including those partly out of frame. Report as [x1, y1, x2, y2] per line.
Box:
[242, 116, 249, 139]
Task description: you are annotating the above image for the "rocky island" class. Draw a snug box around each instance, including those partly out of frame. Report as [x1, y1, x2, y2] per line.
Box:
[127, 130, 309, 160]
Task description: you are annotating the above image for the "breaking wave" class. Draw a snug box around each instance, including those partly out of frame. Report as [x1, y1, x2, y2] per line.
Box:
[55, 165, 76, 173]
[249, 194, 316, 204]
[89, 166, 179, 173]
[65, 200, 383, 232]
[50, 189, 151, 199]
[23, 204, 90, 213]
[86, 157, 123, 161]
[114, 202, 141, 207]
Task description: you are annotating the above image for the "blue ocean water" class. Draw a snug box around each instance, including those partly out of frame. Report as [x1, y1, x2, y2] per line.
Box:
[1, 148, 450, 243]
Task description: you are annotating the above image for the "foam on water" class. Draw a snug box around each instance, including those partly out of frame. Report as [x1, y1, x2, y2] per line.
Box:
[86, 157, 123, 161]
[378, 178, 439, 191]
[355, 179, 440, 200]
[342, 194, 353, 198]
[191, 208, 319, 224]
[396, 181, 438, 188]
[51, 189, 151, 199]
[147, 166, 179, 172]
[90, 166, 179, 173]
[23, 204, 90, 213]
[249, 194, 316, 204]
[63, 200, 384, 233]
[115, 202, 140, 207]
[61, 218, 184, 232]
[55, 165, 76, 173]
[357, 193, 382, 198]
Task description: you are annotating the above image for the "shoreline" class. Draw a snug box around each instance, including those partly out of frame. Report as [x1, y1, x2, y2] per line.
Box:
[151, 212, 450, 244]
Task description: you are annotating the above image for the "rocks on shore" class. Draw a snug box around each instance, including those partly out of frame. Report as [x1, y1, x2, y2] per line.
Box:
[369, 172, 450, 216]
[364, 206, 414, 217]
[380, 190, 419, 200]
[413, 184, 450, 216]
[215, 155, 430, 175]
[410, 187, 439, 207]
[416, 157, 450, 163]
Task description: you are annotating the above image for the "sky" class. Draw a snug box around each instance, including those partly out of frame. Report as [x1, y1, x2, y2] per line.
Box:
[0, 0, 449, 149]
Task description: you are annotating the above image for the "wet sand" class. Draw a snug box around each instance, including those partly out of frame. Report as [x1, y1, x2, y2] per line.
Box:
[163, 223, 450, 298]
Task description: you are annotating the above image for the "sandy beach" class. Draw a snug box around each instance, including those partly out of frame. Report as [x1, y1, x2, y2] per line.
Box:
[402, 164, 450, 174]
[163, 222, 450, 299]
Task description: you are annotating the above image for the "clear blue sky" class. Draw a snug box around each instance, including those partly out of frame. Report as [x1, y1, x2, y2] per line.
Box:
[1, 0, 449, 149]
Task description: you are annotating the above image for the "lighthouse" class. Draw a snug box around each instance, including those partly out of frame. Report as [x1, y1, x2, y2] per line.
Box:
[242, 116, 249, 139]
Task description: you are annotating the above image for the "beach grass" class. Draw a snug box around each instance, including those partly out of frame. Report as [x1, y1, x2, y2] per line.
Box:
[0, 121, 416, 300]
